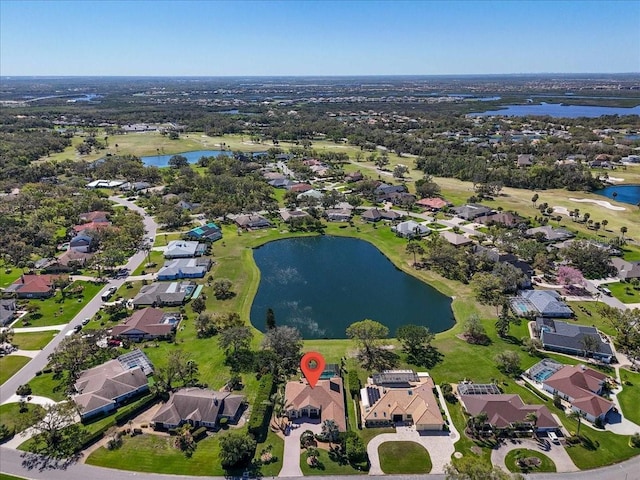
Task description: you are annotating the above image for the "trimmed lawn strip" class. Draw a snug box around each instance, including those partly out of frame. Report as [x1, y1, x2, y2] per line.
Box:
[253, 430, 284, 476]
[504, 448, 556, 473]
[0, 262, 22, 288]
[0, 356, 30, 386]
[27, 372, 67, 402]
[618, 369, 640, 426]
[607, 281, 640, 304]
[11, 331, 57, 350]
[0, 402, 45, 435]
[0, 474, 27, 480]
[300, 448, 364, 475]
[378, 441, 432, 474]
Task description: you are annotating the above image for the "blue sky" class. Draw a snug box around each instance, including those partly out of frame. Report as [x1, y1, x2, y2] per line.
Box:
[1, 0, 639, 76]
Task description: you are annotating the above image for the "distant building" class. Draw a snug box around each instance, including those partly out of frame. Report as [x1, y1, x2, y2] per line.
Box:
[234, 214, 271, 230]
[132, 281, 195, 307]
[164, 241, 206, 259]
[440, 231, 473, 247]
[4, 274, 66, 299]
[325, 208, 352, 222]
[112, 308, 180, 341]
[0, 299, 17, 326]
[280, 210, 310, 223]
[452, 204, 493, 221]
[392, 220, 431, 238]
[157, 258, 212, 281]
[69, 233, 95, 253]
[416, 197, 448, 211]
[526, 226, 574, 242]
[512, 290, 573, 318]
[611, 258, 640, 280]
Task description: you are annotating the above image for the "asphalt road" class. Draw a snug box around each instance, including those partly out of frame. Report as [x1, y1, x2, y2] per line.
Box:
[0, 195, 158, 405]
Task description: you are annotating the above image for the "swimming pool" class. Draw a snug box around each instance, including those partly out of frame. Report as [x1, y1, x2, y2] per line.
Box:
[532, 368, 555, 382]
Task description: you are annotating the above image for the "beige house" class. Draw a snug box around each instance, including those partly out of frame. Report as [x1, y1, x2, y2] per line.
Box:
[284, 378, 347, 431]
[360, 371, 444, 431]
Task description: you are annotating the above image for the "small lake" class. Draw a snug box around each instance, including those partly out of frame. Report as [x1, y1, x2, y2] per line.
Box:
[250, 236, 454, 339]
[141, 150, 227, 167]
[594, 185, 640, 205]
[470, 102, 640, 118]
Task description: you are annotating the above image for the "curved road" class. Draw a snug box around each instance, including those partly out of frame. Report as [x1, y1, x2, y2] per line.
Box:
[0, 196, 157, 405]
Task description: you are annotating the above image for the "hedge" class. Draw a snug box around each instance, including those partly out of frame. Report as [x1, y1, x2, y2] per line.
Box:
[114, 393, 157, 425]
[192, 426, 208, 441]
[247, 373, 275, 442]
[347, 370, 360, 399]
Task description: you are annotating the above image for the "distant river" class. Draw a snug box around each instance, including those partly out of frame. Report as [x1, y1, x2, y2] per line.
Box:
[250, 236, 454, 339]
[594, 185, 640, 205]
[470, 102, 640, 118]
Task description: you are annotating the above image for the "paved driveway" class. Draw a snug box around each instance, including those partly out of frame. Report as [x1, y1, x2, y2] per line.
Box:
[279, 419, 322, 477]
[491, 437, 578, 473]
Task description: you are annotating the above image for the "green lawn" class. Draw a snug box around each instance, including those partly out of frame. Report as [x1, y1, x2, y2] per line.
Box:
[504, 448, 556, 473]
[0, 262, 22, 288]
[253, 430, 284, 476]
[378, 441, 432, 474]
[0, 402, 45, 435]
[11, 331, 57, 350]
[152, 232, 183, 247]
[0, 474, 27, 480]
[300, 448, 366, 475]
[618, 369, 640, 425]
[27, 371, 67, 402]
[571, 301, 616, 336]
[607, 281, 640, 304]
[14, 281, 104, 328]
[0, 356, 30, 386]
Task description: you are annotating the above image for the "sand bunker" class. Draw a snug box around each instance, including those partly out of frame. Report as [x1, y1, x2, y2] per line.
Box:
[569, 198, 626, 211]
[553, 206, 570, 216]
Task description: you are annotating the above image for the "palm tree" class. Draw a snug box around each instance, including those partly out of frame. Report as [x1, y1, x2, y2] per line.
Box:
[568, 410, 584, 437]
[580, 334, 599, 358]
[406, 241, 425, 266]
[621, 226, 628, 240]
[601, 219, 608, 231]
[525, 412, 538, 435]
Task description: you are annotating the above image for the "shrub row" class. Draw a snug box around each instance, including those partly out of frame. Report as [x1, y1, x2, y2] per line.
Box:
[347, 370, 361, 399]
[192, 426, 208, 441]
[247, 373, 275, 442]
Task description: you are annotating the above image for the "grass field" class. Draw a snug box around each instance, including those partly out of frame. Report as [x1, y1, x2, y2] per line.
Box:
[378, 441, 432, 474]
[0, 402, 45, 436]
[0, 356, 30, 386]
[504, 448, 557, 473]
[607, 281, 640, 303]
[0, 474, 27, 480]
[11, 331, 57, 350]
[618, 369, 640, 426]
[0, 262, 22, 288]
[14, 281, 104, 328]
[26, 371, 67, 402]
[300, 448, 365, 475]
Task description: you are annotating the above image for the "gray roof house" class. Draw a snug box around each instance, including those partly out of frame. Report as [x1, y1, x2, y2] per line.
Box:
[611, 257, 640, 280]
[157, 258, 211, 281]
[535, 318, 614, 363]
[235, 214, 271, 230]
[152, 388, 246, 430]
[361, 208, 383, 222]
[325, 208, 352, 222]
[164, 240, 206, 259]
[73, 350, 153, 419]
[514, 290, 573, 318]
[392, 220, 431, 238]
[440, 231, 473, 247]
[280, 210, 310, 223]
[0, 299, 17, 327]
[526, 226, 574, 242]
[132, 281, 195, 307]
[452, 204, 493, 221]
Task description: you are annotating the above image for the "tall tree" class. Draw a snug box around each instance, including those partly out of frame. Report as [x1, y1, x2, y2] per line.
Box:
[396, 324, 439, 367]
[261, 326, 303, 377]
[406, 241, 425, 266]
[346, 319, 397, 370]
[28, 402, 87, 458]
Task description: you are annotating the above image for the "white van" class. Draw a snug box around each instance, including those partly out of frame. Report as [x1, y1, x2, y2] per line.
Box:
[548, 431, 560, 444]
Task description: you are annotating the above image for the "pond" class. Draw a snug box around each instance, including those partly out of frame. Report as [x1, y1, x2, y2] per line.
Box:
[594, 184, 640, 205]
[250, 236, 454, 339]
[141, 150, 227, 167]
[469, 102, 640, 118]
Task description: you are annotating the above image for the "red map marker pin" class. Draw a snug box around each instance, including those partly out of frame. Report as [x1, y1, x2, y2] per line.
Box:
[300, 351, 326, 388]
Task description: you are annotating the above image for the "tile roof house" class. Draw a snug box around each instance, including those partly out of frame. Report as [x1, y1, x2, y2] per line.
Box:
[535, 318, 614, 363]
[516, 290, 573, 318]
[280, 210, 310, 223]
[164, 240, 206, 259]
[452, 204, 493, 221]
[392, 220, 431, 238]
[476, 212, 524, 227]
[284, 378, 347, 432]
[289, 183, 314, 193]
[360, 372, 444, 431]
[0, 299, 17, 326]
[325, 208, 353, 222]
[73, 352, 152, 419]
[460, 394, 558, 432]
[234, 214, 271, 230]
[72, 221, 112, 234]
[186, 223, 223, 243]
[542, 365, 614, 423]
[416, 197, 448, 211]
[152, 388, 245, 430]
[440, 231, 473, 247]
[111, 307, 180, 341]
[4, 274, 66, 299]
[517, 154, 534, 167]
[157, 258, 212, 281]
[611, 258, 640, 280]
[132, 281, 194, 308]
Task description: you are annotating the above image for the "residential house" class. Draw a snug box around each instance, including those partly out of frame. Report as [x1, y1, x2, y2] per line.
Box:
[69, 233, 95, 253]
[284, 377, 347, 432]
[164, 240, 206, 259]
[0, 299, 17, 326]
[325, 208, 353, 222]
[79, 211, 110, 223]
[157, 258, 212, 281]
[345, 171, 364, 183]
[374, 183, 406, 201]
[392, 220, 431, 238]
[385, 192, 416, 206]
[535, 318, 614, 363]
[86, 180, 126, 189]
[111, 308, 180, 341]
[512, 290, 573, 318]
[517, 154, 534, 167]
[186, 223, 223, 243]
[460, 394, 558, 433]
[268, 178, 295, 189]
[73, 350, 153, 419]
[297, 189, 324, 202]
[440, 231, 473, 247]
[360, 371, 444, 431]
[452, 204, 493, 221]
[526, 226, 574, 242]
[235, 214, 271, 230]
[72, 221, 112, 234]
[416, 197, 448, 211]
[611, 258, 640, 280]
[380, 210, 404, 221]
[476, 212, 524, 228]
[361, 208, 383, 222]
[132, 281, 195, 308]
[542, 365, 614, 423]
[280, 210, 310, 223]
[152, 388, 246, 430]
[43, 250, 94, 273]
[289, 183, 313, 193]
[4, 274, 66, 299]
